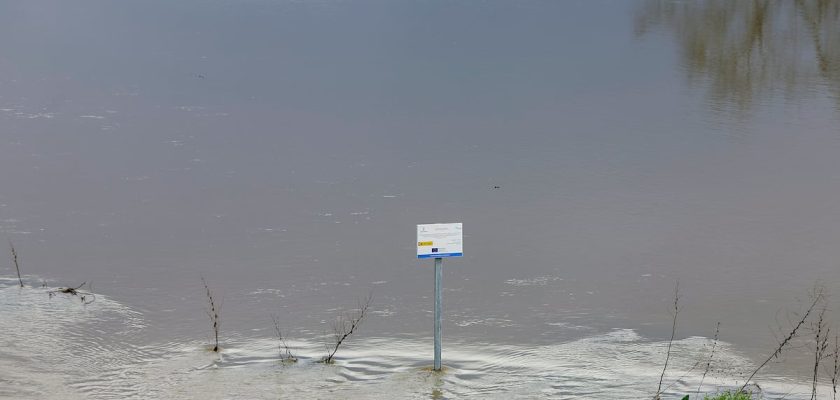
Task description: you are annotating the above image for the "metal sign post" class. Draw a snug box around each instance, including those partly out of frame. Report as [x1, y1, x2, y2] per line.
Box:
[434, 256, 443, 370]
[417, 223, 463, 372]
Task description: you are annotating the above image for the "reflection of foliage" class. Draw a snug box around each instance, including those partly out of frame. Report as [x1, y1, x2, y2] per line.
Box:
[636, 0, 840, 114]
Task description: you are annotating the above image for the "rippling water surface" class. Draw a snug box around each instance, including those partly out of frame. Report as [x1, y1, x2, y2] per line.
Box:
[1, 280, 822, 399]
[2, 0, 840, 398]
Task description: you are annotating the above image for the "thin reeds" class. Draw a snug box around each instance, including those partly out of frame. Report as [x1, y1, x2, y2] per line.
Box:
[655, 281, 681, 400]
[737, 286, 825, 395]
[697, 322, 721, 396]
[831, 335, 839, 400]
[662, 284, 835, 399]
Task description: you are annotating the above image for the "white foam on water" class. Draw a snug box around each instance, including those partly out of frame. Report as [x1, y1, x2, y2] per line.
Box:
[0, 279, 828, 399]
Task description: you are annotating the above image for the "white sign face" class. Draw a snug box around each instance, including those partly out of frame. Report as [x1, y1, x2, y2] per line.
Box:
[417, 223, 463, 258]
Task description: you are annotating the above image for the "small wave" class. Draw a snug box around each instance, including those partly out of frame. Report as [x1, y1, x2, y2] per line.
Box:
[0, 281, 825, 399]
[0, 283, 150, 399]
[505, 276, 562, 287]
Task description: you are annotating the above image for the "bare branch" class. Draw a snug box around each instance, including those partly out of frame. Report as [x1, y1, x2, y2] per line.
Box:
[323, 292, 373, 363]
[272, 314, 296, 362]
[654, 281, 680, 399]
[47, 281, 96, 304]
[832, 335, 839, 400]
[812, 305, 830, 400]
[697, 322, 721, 396]
[10, 241, 22, 287]
[739, 286, 825, 394]
[201, 276, 220, 352]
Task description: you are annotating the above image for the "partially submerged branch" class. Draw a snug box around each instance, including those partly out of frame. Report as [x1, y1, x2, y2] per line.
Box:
[811, 305, 831, 400]
[272, 314, 297, 362]
[202, 276, 221, 352]
[10, 241, 22, 287]
[654, 281, 681, 400]
[831, 335, 839, 400]
[738, 286, 825, 394]
[696, 322, 721, 396]
[323, 292, 373, 363]
[48, 281, 96, 304]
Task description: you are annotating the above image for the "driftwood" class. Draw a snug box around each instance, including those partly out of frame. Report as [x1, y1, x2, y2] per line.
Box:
[48, 282, 96, 304]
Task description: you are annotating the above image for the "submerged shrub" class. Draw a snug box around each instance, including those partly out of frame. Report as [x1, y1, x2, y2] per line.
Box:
[322, 292, 373, 363]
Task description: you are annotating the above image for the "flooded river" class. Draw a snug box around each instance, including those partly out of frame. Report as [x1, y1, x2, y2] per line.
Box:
[2, 1, 840, 398]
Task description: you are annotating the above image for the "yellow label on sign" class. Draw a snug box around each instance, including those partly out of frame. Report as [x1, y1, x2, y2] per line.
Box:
[418, 241, 433, 246]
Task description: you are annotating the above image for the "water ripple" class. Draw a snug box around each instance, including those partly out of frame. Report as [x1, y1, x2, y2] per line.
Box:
[0, 281, 825, 399]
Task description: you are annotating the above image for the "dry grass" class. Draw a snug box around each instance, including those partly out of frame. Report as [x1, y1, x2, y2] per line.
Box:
[654, 281, 681, 400]
[696, 322, 721, 396]
[737, 286, 825, 395]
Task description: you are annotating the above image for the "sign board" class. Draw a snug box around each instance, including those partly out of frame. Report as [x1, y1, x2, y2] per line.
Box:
[417, 223, 463, 258]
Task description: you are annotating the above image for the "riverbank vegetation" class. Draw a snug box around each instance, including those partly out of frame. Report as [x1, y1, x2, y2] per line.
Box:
[661, 284, 837, 400]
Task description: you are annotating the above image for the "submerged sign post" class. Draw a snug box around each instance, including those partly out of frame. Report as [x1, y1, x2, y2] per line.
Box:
[417, 223, 463, 371]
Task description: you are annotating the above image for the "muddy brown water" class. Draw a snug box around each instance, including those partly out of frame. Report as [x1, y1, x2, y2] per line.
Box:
[2, 1, 840, 398]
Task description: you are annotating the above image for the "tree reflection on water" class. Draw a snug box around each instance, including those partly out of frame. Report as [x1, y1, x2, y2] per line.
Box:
[636, 0, 840, 115]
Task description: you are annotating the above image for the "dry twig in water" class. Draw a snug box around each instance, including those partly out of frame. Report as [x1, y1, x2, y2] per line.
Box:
[272, 314, 297, 362]
[696, 322, 721, 396]
[47, 281, 96, 304]
[654, 281, 680, 400]
[10, 241, 22, 287]
[738, 286, 825, 395]
[811, 304, 831, 400]
[323, 292, 373, 363]
[830, 335, 839, 400]
[202, 276, 221, 352]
